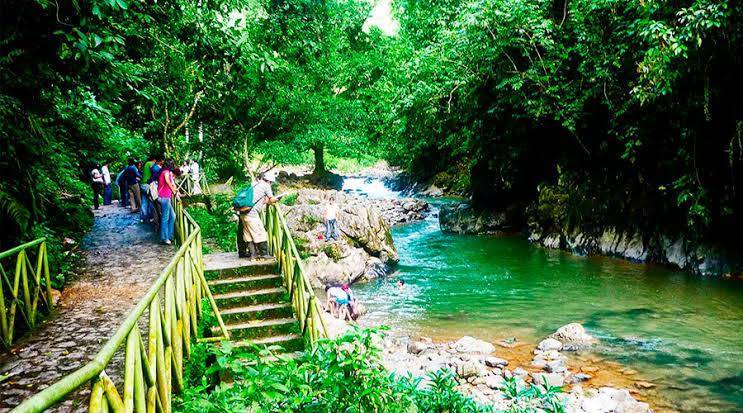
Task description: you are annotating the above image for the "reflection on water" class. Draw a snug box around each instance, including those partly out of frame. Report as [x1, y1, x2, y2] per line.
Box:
[341, 178, 743, 412]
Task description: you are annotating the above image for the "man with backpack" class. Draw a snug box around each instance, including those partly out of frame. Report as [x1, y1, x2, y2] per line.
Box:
[233, 172, 278, 260]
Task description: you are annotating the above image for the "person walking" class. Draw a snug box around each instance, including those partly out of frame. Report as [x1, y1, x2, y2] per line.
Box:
[124, 158, 142, 213]
[90, 163, 104, 210]
[101, 162, 112, 205]
[158, 160, 179, 245]
[324, 195, 340, 241]
[235, 172, 277, 259]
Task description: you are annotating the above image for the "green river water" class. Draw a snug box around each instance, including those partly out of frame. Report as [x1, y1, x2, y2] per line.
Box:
[344, 180, 743, 412]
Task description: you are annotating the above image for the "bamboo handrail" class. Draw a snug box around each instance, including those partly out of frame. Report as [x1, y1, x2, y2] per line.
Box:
[0, 237, 53, 349]
[262, 204, 328, 345]
[11, 198, 229, 413]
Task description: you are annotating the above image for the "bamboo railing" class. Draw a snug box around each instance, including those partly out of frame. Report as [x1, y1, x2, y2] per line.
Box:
[263, 204, 328, 345]
[11, 201, 229, 413]
[0, 238, 53, 349]
[175, 172, 210, 197]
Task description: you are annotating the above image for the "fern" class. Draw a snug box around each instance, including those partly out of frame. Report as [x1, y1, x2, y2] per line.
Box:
[0, 188, 31, 231]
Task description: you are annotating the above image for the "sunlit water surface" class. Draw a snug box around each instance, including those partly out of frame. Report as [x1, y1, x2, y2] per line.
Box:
[341, 179, 743, 412]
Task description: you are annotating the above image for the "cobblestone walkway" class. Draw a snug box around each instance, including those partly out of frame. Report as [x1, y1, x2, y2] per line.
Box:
[0, 203, 172, 412]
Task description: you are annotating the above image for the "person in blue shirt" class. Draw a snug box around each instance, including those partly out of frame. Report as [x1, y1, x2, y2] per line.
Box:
[116, 166, 129, 208]
[124, 158, 142, 213]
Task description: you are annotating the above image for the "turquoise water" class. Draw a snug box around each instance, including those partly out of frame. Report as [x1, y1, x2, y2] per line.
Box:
[350, 196, 743, 412]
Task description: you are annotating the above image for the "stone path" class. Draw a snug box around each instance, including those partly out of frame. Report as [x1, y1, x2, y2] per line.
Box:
[0, 203, 172, 412]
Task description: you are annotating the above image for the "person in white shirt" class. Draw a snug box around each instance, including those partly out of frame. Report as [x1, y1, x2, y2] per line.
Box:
[90, 164, 104, 210]
[323, 195, 340, 241]
[190, 160, 202, 195]
[101, 162, 112, 205]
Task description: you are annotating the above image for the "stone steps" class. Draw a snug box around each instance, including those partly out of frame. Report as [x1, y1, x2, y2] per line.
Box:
[204, 252, 302, 355]
[208, 274, 283, 294]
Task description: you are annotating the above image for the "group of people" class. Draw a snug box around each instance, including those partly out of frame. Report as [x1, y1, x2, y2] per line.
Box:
[325, 284, 359, 321]
[89, 155, 193, 245]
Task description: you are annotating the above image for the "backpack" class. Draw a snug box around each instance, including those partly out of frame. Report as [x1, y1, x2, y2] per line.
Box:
[232, 185, 256, 209]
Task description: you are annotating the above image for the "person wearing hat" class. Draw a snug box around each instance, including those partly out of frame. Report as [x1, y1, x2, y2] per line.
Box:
[237, 172, 278, 259]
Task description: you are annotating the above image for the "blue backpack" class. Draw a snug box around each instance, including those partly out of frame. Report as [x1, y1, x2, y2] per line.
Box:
[232, 186, 256, 209]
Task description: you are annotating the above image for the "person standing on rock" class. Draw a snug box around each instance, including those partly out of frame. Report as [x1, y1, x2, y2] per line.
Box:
[235, 172, 277, 260]
[323, 195, 340, 241]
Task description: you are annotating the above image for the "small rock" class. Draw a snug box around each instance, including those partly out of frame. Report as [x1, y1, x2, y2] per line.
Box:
[484, 375, 507, 390]
[634, 381, 656, 389]
[512, 367, 529, 379]
[545, 358, 568, 373]
[551, 323, 596, 349]
[484, 356, 508, 368]
[454, 336, 495, 354]
[536, 337, 562, 352]
[569, 373, 592, 383]
[407, 341, 428, 355]
[621, 368, 638, 375]
[581, 366, 599, 373]
[457, 360, 487, 378]
[532, 372, 566, 388]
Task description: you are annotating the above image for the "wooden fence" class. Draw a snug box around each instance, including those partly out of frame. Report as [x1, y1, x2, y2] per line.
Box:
[11, 201, 229, 413]
[263, 204, 327, 345]
[0, 239, 53, 349]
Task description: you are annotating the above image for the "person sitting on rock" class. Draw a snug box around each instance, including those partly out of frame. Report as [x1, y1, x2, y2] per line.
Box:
[341, 284, 360, 321]
[323, 195, 340, 241]
[325, 285, 349, 318]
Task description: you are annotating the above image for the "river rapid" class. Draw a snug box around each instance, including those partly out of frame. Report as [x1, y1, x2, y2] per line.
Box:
[342, 177, 743, 413]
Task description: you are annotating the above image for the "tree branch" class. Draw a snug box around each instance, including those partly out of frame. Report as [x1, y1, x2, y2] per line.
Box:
[172, 90, 204, 135]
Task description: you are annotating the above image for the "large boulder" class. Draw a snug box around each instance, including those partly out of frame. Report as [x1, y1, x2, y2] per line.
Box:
[302, 245, 388, 288]
[283, 190, 398, 262]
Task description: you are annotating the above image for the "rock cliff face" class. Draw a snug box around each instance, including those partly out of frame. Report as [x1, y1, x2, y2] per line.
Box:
[439, 204, 520, 235]
[282, 189, 417, 287]
[438, 202, 738, 277]
[527, 227, 736, 276]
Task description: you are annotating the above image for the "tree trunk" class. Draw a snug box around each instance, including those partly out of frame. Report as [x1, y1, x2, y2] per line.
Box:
[313, 143, 325, 176]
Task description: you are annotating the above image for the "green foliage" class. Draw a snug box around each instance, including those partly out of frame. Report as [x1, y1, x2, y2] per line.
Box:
[300, 214, 323, 228]
[322, 244, 343, 262]
[280, 192, 298, 206]
[178, 328, 513, 412]
[188, 195, 236, 253]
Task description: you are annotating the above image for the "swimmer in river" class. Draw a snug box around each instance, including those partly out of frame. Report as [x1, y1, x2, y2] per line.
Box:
[397, 279, 406, 291]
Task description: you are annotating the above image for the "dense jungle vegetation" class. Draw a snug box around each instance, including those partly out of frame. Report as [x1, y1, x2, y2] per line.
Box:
[1, 0, 741, 273]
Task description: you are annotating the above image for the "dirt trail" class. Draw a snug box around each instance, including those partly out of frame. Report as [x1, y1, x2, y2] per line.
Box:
[0, 203, 172, 412]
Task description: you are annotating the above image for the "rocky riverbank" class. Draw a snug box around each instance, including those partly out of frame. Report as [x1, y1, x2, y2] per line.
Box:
[381, 324, 655, 412]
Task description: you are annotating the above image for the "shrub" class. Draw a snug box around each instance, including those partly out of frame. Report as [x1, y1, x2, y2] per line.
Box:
[280, 192, 299, 206]
[177, 328, 491, 412]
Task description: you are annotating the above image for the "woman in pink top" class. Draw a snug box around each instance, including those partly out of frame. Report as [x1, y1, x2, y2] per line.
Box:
[158, 160, 179, 244]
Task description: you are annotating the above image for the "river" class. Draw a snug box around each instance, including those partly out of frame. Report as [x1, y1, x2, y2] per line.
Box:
[342, 177, 743, 412]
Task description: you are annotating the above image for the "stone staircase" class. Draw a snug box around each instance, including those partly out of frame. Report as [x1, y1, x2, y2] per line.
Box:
[203, 252, 303, 353]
